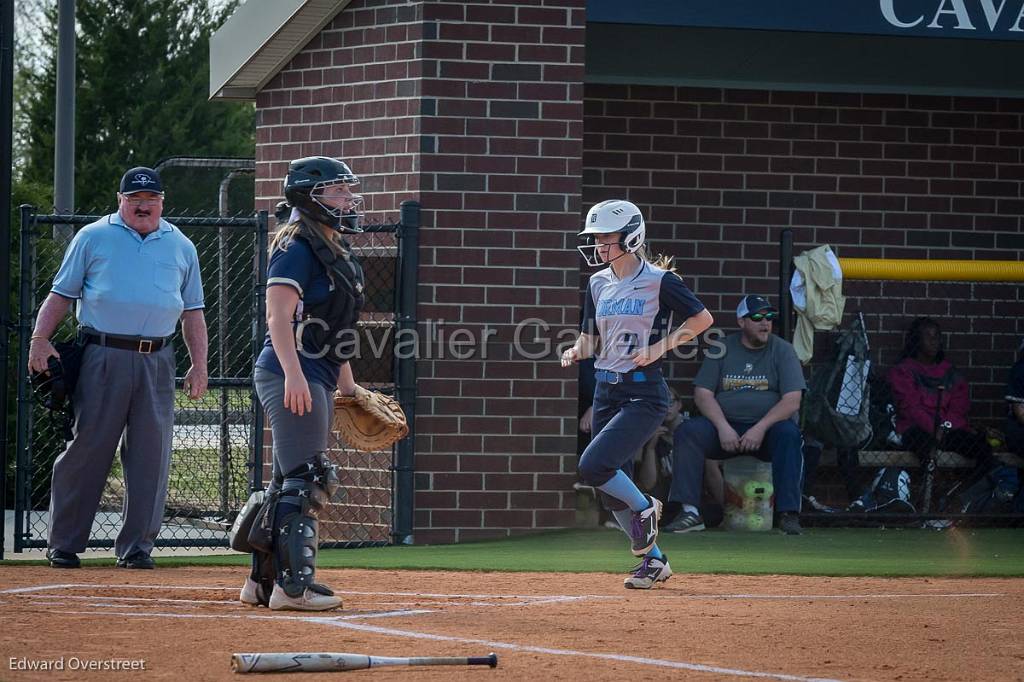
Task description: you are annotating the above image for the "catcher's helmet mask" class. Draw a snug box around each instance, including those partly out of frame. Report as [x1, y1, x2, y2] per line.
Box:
[284, 156, 364, 233]
[578, 200, 646, 267]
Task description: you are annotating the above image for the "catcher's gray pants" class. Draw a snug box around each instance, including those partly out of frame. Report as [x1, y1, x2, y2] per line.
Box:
[254, 366, 331, 482]
[47, 343, 175, 558]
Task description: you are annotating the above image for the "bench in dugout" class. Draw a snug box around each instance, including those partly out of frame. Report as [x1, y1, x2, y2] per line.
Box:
[806, 448, 1024, 524]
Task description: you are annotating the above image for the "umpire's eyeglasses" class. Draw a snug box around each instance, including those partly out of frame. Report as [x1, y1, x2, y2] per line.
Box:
[120, 195, 163, 207]
[747, 312, 777, 322]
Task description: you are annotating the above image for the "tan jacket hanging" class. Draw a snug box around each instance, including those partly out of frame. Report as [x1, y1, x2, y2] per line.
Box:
[790, 245, 845, 365]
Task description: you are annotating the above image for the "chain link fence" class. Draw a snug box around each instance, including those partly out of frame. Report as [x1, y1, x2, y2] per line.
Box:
[799, 279, 1024, 527]
[318, 228, 402, 547]
[8, 204, 419, 554]
[12, 209, 267, 551]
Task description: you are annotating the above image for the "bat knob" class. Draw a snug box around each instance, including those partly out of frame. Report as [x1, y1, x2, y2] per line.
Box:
[487, 653, 498, 668]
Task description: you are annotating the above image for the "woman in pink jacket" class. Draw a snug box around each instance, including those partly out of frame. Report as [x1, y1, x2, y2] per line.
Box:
[887, 317, 993, 470]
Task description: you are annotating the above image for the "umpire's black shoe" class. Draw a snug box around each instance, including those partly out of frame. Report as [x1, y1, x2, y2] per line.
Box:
[46, 549, 81, 569]
[116, 551, 155, 569]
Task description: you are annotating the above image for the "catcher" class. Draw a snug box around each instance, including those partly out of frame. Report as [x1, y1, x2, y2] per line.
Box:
[228, 156, 403, 611]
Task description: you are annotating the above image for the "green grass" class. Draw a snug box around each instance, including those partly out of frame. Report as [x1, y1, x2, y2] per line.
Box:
[178, 387, 250, 411]
[6, 528, 1024, 576]
[164, 447, 250, 508]
[99, 447, 249, 511]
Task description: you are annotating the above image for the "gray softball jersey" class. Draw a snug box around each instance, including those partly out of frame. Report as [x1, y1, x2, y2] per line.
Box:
[582, 260, 705, 374]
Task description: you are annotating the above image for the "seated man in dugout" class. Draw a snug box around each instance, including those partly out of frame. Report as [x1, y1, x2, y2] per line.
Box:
[887, 317, 995, 485]
[661, 295, 806, 536]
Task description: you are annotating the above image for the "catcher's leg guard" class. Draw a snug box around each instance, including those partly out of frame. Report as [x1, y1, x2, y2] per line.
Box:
[273, 494, 321, 598]
[271, 456, 339, 599]
[246, 475, 284, 555]
[241, 551, 276, 607]
[230, 490, 265, 553]
[238, 477, 282, 607]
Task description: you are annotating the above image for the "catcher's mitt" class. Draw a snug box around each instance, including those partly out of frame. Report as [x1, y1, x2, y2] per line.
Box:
[333, 385, 409, 451]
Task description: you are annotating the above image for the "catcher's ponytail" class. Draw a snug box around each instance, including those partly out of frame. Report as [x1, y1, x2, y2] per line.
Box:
[269, 215, 347, 259]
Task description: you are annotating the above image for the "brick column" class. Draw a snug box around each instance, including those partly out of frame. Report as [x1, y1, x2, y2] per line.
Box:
[252, 0, 587, 543]
[413, 1, 586, 543]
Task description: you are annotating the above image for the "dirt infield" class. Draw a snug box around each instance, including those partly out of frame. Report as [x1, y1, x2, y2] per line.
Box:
[0, 565, 1021, 681]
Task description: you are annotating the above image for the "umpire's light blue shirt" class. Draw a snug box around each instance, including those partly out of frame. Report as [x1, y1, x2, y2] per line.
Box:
[51, 212, 205, 337]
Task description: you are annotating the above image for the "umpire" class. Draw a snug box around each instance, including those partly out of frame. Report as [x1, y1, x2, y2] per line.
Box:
[28, 166, 209, 569]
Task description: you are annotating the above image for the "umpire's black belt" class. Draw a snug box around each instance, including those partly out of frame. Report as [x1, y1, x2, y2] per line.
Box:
[595, 370, 659, 384]
[82, 331, 170, 354]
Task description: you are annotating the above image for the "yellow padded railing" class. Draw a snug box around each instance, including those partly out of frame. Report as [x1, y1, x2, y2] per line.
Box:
[838, 258, 1024, 282]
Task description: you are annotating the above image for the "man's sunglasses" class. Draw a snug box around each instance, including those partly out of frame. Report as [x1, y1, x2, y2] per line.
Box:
[747, 312, 777, 322]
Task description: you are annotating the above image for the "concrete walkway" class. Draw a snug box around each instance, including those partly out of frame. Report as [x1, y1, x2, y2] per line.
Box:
[3, 510, 240, 561]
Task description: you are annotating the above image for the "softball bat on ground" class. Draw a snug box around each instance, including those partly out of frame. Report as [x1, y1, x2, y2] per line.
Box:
[231, 652, 498, 674]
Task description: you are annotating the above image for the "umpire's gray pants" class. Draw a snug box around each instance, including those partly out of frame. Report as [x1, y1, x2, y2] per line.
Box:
[47, 343, 175, 558]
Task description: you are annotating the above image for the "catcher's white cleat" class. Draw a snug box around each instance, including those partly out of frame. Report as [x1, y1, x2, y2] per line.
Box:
[239, 577, 263, 606]
[268, 583, 342, 612]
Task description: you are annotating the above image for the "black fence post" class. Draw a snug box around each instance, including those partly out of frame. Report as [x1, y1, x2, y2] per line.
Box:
[250, 210, 268, 493]
[392, 201, 419, 545]
[14, 206, 36, 552]
[778, 228, 794, 342]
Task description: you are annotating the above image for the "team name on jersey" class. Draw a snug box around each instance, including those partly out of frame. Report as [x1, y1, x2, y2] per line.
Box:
[596, 297, 646, 317]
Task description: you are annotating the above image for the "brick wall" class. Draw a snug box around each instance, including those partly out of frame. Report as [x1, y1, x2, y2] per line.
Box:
[413, 0, 586, 543]
[252, 0, 587, 543]
[254, 0, 423, 216]
[583, 85, 1024, 428]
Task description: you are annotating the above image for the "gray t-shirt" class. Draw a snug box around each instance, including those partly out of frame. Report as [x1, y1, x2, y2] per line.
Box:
[695, 332, 806, 423]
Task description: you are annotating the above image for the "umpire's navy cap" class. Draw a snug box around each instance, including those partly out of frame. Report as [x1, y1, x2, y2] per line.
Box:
[119, 166, 164, 195]
[736, 294, 777, 318]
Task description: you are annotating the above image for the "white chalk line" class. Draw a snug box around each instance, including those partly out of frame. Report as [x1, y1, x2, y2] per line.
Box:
[0, 583, 236, 594]
[310, 618, 845, 682]
[1, 583, 1005, 602]
[676, 592, 1005, 600]
[0, 583, 610, 605]
[23, 594, 237, 605]
[49, 607, 437, 622]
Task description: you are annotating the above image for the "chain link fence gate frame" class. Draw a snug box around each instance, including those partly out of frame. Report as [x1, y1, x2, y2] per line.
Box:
[7, 202, 419, 555]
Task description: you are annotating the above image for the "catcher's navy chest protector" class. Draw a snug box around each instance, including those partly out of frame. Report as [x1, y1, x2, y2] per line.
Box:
[294, 224, 365, 364]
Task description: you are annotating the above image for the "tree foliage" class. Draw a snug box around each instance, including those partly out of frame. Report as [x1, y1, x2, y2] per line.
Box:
[18, 0, 254, 214]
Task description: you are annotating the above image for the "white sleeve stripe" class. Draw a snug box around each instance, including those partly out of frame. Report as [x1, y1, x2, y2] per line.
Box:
[267, 277, 303, 296]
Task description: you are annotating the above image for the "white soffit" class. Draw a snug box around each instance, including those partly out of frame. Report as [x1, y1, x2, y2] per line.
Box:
[209, 0, 351, 101]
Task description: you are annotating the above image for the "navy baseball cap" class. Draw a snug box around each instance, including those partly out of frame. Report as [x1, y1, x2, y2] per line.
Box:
[119, 167, 163, 195]
[737, 294, 777, 318]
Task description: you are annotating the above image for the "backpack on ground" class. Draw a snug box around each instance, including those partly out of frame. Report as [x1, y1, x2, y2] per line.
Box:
[848, 466, 915, 514]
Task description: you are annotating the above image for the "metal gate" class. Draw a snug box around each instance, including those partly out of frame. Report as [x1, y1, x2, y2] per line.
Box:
[6, 202, 418, 555]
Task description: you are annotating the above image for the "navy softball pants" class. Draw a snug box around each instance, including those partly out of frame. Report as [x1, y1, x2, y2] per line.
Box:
[578, 379, 669, 491]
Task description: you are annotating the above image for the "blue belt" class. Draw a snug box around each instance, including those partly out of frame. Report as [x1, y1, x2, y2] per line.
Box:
[595, 370, 654, 384]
